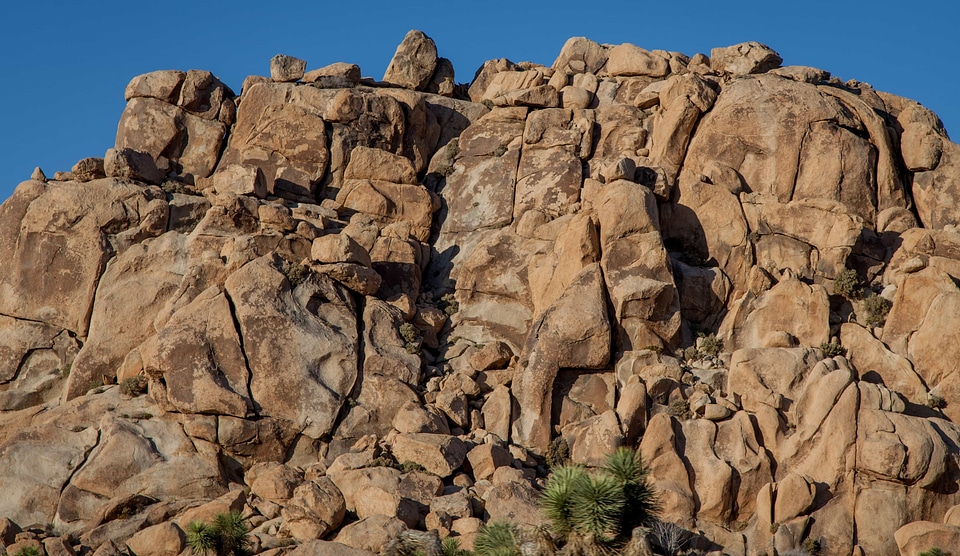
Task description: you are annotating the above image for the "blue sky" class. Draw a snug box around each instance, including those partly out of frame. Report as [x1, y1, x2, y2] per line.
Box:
[1, 0, 957, 201]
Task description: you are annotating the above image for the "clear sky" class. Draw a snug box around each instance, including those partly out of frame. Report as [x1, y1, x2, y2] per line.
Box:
[1, 0, 957, 201]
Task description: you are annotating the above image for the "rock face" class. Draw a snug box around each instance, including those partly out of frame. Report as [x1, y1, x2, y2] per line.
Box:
[1, 32, 960, 556]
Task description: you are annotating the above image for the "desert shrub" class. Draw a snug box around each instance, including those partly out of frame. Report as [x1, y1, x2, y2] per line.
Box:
[649, 520, 690, 556]
[927, 394, 948, 410]
[445, 140, 461, 158]
[545, 436, 569, 469]
[832, 268, 863, 299]
[493, 144, 508, 157]
[120, 375, 148, 397]
[473, 521, 521, 556]
[282, 260, 310, 287]
[186, 511, 251, 556]
[481, 99, 495, 109]
[819, 342, 847, 358]
[438, 293, 459, 316]
[399, 323, 422, 354]
[920, 548, 949, 556]
[435, 164, 455, 177]
[696, 333, 722, 357]
[802, 538, 822, 555]
[13, 548, 42, 556]
[669, 399, 692, 420]
[862, 294, 892, 327]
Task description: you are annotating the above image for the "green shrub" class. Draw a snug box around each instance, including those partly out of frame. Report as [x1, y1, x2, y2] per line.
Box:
[13, 547, 42, 556]
[186, 512, 251, 556]
[862, 294, 892, 327]
[445, 140, 461, 158]
[919, 549, 949, 556]
[832, 268, 863, 299]
[819, 342, 847, 358]
[435, 164, 455, 177]
[474, 521, 521, 556]
[120, 375, 148, 397]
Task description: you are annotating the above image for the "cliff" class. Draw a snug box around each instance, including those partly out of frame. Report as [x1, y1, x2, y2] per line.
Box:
[1, 30, 959, 556]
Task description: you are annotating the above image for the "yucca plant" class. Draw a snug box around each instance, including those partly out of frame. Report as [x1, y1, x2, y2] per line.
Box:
[473, 521, 522, 556]
[186, 521, 218, 556]
[570, 473, 626, 542]
[214, 511, 251, 556]
[541, 464, 589, 537]
[442, 537, 472, 556]
[539, 447, 661, 551]
[603, 447, 660, 533]
[186, 512, 251, 556]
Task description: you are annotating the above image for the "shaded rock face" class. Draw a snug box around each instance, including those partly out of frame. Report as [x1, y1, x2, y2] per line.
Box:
[2, 32, 960, 556]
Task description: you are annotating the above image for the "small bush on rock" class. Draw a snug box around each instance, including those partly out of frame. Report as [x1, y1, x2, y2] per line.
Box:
[919, 548, 949, 556]
[832, 268, 863, 299]
[120, 375, 148, 397]
[13, 548, 41, 556]
[819, 342, 847, 358]
[861, 294, 892, 328]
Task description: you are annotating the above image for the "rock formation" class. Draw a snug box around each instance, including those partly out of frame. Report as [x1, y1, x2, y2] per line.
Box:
[1, 31, 959, 556]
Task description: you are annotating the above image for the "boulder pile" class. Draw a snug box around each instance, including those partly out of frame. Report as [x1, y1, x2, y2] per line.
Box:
[2, 30, 960, 556]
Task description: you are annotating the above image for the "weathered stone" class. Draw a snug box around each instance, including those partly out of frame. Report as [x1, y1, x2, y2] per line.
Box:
[383, 30, 438, 91]
[465, 443, 512, 481]
[225, 254, 358, 438]
[125, 70, 186, 102]
[125, 522, 184, 556]
[304, 62, 361, 85]
[104, 148, 166, 184]
[710, 42, 782, 75]
[280, 478, 346, 541]
[390, 433, 467, 478]
[604, 44, 670, 77]
[270, 54, 306, 82]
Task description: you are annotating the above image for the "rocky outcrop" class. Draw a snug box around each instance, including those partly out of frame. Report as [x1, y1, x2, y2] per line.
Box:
[2, 31, 960, 556]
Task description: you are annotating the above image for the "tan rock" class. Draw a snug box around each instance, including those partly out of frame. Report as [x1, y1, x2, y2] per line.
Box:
[344, 146, 417, 185]
[392, 400, 450, 434]
[382, 30, 438, 91]
[617, 374, 648, 444]
[303, 62, 361, 85]
[104, 148, 165, 184]
[125, 70, 186, 102]
[481, 385, 513, 442]
[71, 157, 106, 182]
[327, 467, 402, 513]
[390, 433, 467, 478]
[561, 410, 624, 467]
[353, 485, 419, 529]
[335, 515, 406, 554]
[552, 37, 608, 74]
[604, 44, 670, 77]
[901, 121, 943, 172]
[286, 540, 376, 556]
[212, 164, 267, 197]
[125, 522, 184, 556]
[895, 521, 960, 556]
[465, 444, 512, 481]
[710, 42, 782, 75]
[224, 254, 358, 438]
[270, 54, 306, 82]
[249, 462, 303, 503]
